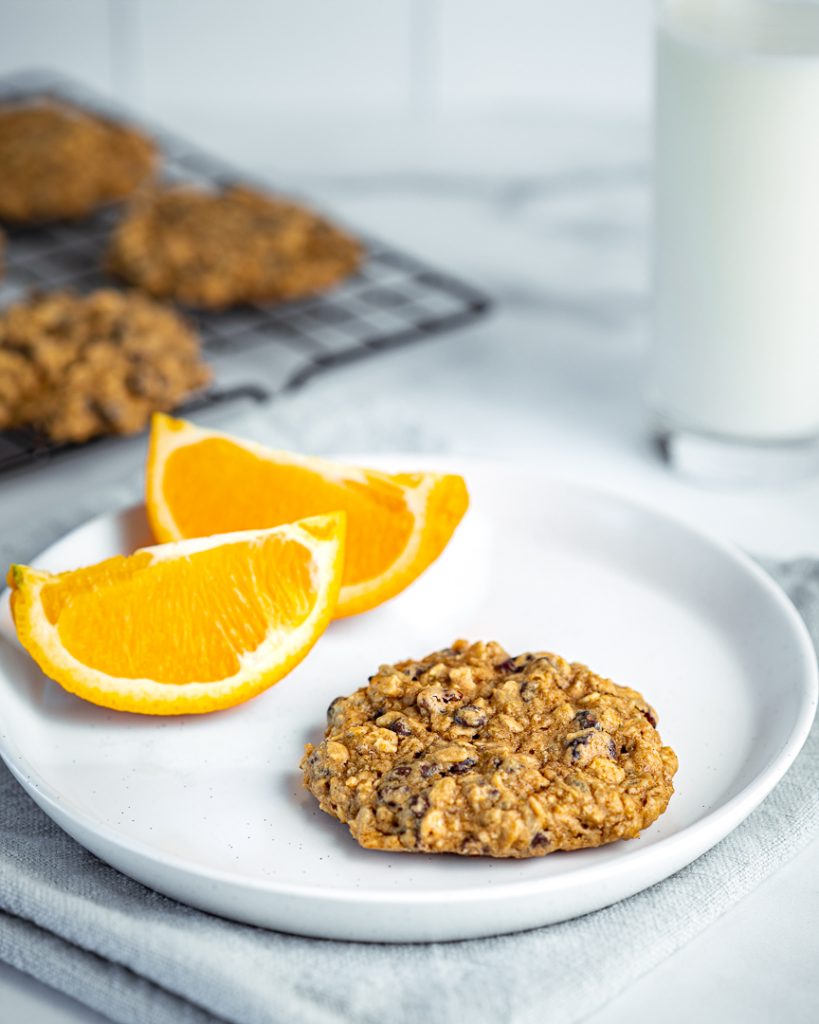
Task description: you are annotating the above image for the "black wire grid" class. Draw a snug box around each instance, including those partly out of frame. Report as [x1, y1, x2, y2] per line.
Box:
[0, 71, 491, 478]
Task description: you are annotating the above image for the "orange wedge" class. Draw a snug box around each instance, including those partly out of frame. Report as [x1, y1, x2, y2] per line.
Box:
[7, 513, 345, 715]
[146, 414, 469, 618]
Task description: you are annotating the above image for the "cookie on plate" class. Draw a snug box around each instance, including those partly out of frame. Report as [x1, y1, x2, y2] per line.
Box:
[0, 100, 156, 222]
[0, 289, 211, 443]
[105, 184, 362, 309]
[302, 640, 678, 858]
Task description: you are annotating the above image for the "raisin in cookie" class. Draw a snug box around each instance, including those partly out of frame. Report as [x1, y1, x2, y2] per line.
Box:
[302, 640, 678, 858]
[0, 289, 211, 443]
[105, 184, 362, 309]
[0, 100, 155, 222]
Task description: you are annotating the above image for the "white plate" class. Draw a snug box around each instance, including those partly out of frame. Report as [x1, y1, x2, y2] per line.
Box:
[0, 460, 816, 942]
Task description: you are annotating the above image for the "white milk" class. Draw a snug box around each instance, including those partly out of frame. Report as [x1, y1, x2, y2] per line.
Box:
[650, 0, 819, 441]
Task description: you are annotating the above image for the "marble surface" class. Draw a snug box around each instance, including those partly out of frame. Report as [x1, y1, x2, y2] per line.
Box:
[1, 111, 818, 1023]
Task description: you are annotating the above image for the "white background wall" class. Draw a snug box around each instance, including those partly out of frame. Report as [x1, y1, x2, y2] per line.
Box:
[0, 0, 654, 123]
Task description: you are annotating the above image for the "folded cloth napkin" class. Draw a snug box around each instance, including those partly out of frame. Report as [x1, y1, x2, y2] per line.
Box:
[0, 490, 817, 1024]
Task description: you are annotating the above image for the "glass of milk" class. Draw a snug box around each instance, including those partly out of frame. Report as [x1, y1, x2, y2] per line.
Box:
[650, 0, 819, 481]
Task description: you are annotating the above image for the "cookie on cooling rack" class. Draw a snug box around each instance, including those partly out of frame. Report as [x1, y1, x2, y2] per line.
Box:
[105, 184, 362, 309]
[302, 639, 678, 858]
[0, 100, 156, 223]
[0, 289, 211, 443]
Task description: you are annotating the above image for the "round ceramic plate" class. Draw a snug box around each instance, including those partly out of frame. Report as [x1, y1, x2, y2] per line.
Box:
[0, 459, 815, 942]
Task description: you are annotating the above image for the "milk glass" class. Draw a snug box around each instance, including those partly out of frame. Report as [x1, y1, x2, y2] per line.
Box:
[650, 0, 819, 480]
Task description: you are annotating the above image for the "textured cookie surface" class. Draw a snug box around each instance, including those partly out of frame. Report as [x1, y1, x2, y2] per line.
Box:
[106, 184, 362, 309]
[302, 640, 678, 858]
[0, 100, 155, 222]
[0, 289, 211, 443]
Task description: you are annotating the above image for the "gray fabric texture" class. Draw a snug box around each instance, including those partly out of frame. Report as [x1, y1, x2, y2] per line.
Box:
[0, 488, 817, 1024]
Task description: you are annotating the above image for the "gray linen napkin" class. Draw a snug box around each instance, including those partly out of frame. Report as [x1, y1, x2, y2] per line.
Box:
[0, 488, 817, 1024]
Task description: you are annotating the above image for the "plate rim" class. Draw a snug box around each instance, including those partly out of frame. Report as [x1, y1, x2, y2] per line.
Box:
[0, 462, 816, 909]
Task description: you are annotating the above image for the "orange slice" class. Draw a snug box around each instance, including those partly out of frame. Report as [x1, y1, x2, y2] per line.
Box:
[146, 414, 469, 618]
[7, 513, 345, 715]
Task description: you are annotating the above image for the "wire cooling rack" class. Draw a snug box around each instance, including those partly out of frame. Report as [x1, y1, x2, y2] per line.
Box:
[0, 384, 269, 477]
[0, 71, 491, 478]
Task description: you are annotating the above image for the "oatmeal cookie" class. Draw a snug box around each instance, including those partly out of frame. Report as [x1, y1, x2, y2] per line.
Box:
[105, 184, 362, 309]
[0, 289, 211, 443]
[0, 100, 155, 222]
[302, 640, 678, 858]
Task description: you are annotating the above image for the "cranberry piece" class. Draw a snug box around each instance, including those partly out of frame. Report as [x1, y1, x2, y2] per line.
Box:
[402, 662, 426, 680]
[573, 709, 600, 730]
[498, 658, 523, 673]
[326, 696, 344, 724]
[409, 794, 428, 817]
[453, 706, 487, 729]
[566, 734, 591, 762]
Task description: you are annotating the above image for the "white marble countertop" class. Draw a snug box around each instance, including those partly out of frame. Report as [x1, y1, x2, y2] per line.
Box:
[1, 111, 818, 1023]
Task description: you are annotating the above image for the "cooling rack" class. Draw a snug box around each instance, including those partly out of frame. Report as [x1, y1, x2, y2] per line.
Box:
[0, 71, 491, 478]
